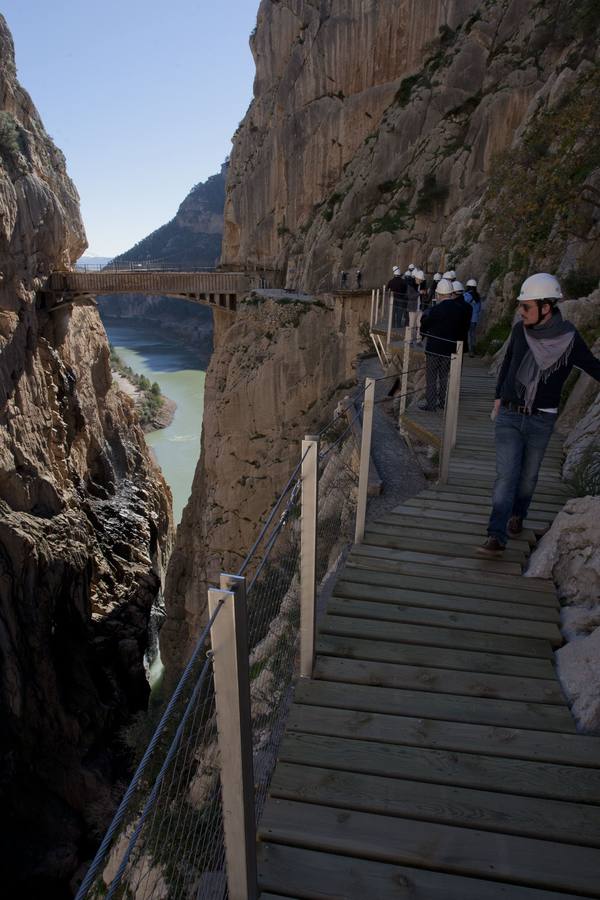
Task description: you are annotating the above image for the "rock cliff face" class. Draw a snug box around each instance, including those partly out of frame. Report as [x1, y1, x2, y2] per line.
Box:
[162, 293, 369, 670]
[223, 0, 600, 308]
[0, 16, 172, 891]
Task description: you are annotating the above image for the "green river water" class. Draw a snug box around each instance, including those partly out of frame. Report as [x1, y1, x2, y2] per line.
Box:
[102, 317, 207, 526]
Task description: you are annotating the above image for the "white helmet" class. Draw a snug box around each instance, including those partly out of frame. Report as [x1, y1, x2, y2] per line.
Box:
[392, 265, 401, 275]
[433, 272, 442, 281]
[518, 273, 562, 302]
[408, 263, 416, 271]
[414, 269, 425, 282]
[436, 278, 455, 296]
[466, 278, 477, 287]
[442, 270, 453, 279]
[452, 280, 465, 293]
[404, 270, 411, 277]
[448, 269, 456, 279]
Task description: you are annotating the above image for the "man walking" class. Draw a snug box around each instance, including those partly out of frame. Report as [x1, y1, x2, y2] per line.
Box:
[478, 272, 600, 556]
[419, 277, 471, 410]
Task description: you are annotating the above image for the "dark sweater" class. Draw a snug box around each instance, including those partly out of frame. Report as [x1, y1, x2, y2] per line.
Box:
[420, 297, 472, 356]
[495, 320, 600, 408]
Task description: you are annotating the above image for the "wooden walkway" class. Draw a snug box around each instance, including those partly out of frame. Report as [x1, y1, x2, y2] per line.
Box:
[257, 360, 600, 899]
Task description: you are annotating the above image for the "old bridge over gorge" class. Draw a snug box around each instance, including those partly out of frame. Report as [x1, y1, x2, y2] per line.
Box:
[39, 268, 268, 313]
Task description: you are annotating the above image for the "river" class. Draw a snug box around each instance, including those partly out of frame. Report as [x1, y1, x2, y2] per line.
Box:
[101, 317, 207, 526]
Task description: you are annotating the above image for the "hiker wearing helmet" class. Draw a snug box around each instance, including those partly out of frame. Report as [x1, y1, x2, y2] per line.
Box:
[464, 278, 482, 356]
[478, 272, 600, 557]
[427, 273, 442, 306]
[387, 265, 408, 327]
[418, 277, 472, 410]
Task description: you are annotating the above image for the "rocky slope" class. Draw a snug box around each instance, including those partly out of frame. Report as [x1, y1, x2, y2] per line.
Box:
[0, 16, 172, 892]
[111, 163, 226, 269]
[222, 0, 600, 308]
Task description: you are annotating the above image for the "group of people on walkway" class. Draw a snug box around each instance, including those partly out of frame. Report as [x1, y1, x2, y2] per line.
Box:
[387, 265, 482, 354]
[387, 265, 600, 560]
[339, 269, 362, 290]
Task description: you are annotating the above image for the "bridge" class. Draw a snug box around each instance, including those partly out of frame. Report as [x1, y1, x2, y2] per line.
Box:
[38, 269, 267, 313]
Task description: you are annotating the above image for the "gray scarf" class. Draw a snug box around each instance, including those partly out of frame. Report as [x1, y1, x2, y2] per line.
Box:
[516, 309, 576, 412]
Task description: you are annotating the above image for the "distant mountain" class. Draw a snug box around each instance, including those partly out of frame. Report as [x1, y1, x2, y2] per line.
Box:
[111, 163, 227, 269]
[77, 255, 113, 268]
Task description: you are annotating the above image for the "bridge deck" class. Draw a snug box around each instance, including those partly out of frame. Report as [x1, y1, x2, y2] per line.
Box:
[41, 269, 258, 312]
[257, 361, 600, 899]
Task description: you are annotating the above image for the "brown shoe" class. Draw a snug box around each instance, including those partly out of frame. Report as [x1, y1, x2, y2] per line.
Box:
[476, 537, 505, 557]
[508, 515, 523, 535]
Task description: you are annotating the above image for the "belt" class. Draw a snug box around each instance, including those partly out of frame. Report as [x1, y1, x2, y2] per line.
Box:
[500, 400, 541, 415]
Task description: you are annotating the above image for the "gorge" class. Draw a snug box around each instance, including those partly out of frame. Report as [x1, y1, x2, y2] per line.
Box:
[1, 0, 600, 895]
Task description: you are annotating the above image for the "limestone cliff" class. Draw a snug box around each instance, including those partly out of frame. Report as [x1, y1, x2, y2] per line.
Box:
[162, 293, 369, 670]
[223, 0, 600, 310]
[0, 16, 172, 891]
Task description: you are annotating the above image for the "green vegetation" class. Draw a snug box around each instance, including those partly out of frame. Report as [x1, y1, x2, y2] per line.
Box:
[109, 345, 166, 427]
[484, 65, 600, 276]
[476, 312, 514, 356]
[322, 191, 345, 221]
[367, 201, 410, 235]
[395, 73, 429, 108]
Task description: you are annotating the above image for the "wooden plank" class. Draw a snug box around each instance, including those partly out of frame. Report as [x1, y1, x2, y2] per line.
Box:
[258, 843, 583, 900]
[349, 543, 524, 576]
[279, 732, 600, 806]
[419, 490, 564, 513]
[327, 596, 562, 645]
[333, 577, 560, 622]
[368, 519, 533, 550]
[390, 502, 551, 534]
[345, 556, 556, 597]
[319, 613, 554, 659]
[378, 511, 538, 546]
[270, 763, 600, 847]
[340, 560, 558, 602]
[258, 799, 600, 896]
[316, 633, 556, 680]
[362, 532, 528, 564]
[313, 654, 565, 705]
[295, 678, 575, 733]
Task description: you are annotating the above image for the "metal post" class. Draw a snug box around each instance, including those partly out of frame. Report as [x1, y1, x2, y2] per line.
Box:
[300, 437, 319, 679]
[208, 577, 257, 900]
[370, 289, 375, 329]
[374, 288, 380, 328]
[386, 286, 394, 349]
[355, 377, 375, 544]
[439, 348, 462, 485]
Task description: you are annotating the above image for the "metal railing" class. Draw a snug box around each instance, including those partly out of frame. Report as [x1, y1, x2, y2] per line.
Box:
[77, 360, 462, 898]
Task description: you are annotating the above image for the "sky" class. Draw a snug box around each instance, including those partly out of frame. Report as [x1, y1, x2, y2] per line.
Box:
[1, 1, 258, 257]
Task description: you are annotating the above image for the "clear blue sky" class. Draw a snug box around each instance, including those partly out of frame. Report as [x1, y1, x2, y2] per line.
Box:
[1, 1, 257, 257]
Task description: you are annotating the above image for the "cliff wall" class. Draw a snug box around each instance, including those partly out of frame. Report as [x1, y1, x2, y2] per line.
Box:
[222, 0, 600, 308]
[0, 17, 173, 891]
[162, 292, 369, 670]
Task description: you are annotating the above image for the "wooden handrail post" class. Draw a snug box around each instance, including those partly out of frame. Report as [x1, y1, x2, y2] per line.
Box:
[300, 437, 319, 679]
[439, 347, 462, 485]
[355, 377, 375, 544]
[208, 576, 257, 900]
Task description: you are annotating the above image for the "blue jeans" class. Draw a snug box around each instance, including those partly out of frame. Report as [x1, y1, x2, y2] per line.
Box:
[488, 408, 557, 545]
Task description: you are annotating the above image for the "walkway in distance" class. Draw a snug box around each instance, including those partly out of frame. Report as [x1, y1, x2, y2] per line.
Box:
[257, 359, 600, 899]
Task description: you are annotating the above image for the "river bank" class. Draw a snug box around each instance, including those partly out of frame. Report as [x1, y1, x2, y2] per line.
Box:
[110, 352, 177, 432]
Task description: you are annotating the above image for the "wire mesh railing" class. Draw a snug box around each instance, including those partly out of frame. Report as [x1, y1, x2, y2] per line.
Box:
[77, 350, 464, 898]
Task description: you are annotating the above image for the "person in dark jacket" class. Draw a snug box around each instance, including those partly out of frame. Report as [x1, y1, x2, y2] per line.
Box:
[387, 266, 408, 327]
[464, 278, 482, 356]
[418, 278, 471, 409]
[478, 272, 600, 556]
